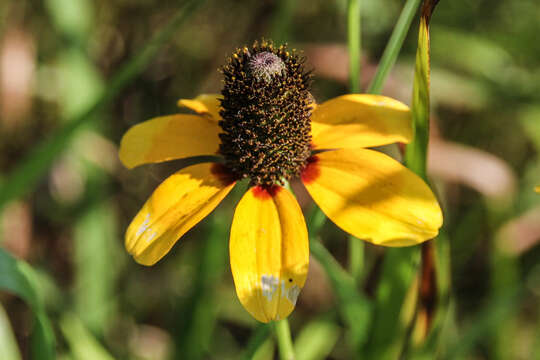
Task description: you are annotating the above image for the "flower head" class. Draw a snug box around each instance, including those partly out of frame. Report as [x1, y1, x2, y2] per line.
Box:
[219, 41, 313, 186]
[119, 40, 443, 323]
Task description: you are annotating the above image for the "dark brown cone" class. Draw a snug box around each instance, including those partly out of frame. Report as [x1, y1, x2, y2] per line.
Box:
[218, 40, 313, 187]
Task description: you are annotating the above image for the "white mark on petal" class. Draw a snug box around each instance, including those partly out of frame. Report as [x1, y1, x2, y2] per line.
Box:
[284, 285, 301, 306]
[136, 213, 158, 242]
[261, 274, 279, 301]
[136, 214, 151, 236]
[147, 231, 157, 242]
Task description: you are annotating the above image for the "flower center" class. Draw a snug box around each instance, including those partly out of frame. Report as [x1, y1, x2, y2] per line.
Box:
[218, 40, 313, 186]
[248, 52, 286, 83]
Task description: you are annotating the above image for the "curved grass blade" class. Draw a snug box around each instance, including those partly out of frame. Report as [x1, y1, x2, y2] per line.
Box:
[241, 323, 272, 360]
[365, 2, 441, 358]
[294, 318, 340, 360]
[347, 0, 361, 93]
[367, 0, 423, 94]
[0, 303, 22, 360]
[310, 240, 371, 353]
[0, 249, 55, 360]
[59, 313, 115, 360]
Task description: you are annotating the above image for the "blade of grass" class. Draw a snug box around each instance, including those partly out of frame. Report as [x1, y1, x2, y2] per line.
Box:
[0, 0, 205, 211]
[305, 203, 372, 352]
[174, 214, 229, 359]
[44, 0, 122, 338]
[445, 287, 522, 360]
[347, 0, 361, 93]
[367, 0, 423, 94]
[363, 247, 421, 360]
[348, 239, 364, 283]
[310, 240, 371, 352]
[294, 318, 340, 360]
[0, 303, 22, 360]
[0, 249, 55, 360]
[241, 324, 272, 360]
[74, 199, 120, 335]
[365, 2, 440, 358]
[59, 313, 115, 360]
[404, 0, 436, 179]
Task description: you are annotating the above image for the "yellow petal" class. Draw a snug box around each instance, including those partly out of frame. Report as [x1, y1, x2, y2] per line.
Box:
[126, 163, 236, 265]
[302, 149, 442, 246]
[230, 186, 309, 323]
[536, 186, 540, 193]
[177, 94, 223, 121]
[119, 114, 220, 169]
[310, 94, 413, 150]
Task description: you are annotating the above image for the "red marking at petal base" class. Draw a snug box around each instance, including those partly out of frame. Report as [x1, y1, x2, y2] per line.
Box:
[252, 185, 282, 200]
[301, 156, 321, 184]
[398, 142, 406, 156]
[210, 163, 237, 186]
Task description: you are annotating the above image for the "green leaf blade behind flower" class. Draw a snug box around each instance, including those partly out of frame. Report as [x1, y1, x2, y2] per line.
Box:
[0, 249, 55, 360]
[365, 1, 440, 359]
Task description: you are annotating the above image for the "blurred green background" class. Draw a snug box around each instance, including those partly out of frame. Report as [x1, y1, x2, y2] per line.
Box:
[1, 0, 540, 359]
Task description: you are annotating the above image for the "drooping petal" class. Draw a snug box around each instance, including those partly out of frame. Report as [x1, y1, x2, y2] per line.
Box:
[119, 114, 221, 169]
[230, 186, 309, 323]
[301, 148, 442, 246]
[177, 94, 223, 121]
[126, 163, 236, 265]
[310, 94, 413, 150]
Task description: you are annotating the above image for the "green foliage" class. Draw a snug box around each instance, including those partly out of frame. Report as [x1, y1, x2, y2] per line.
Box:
[0, 249, 55, 360]
[1, 0, 540, 358]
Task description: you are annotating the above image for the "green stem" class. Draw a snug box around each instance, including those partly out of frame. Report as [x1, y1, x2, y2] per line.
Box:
[348, 238, 364, 282]
[274, 319, 295, 360]
[347, 0, 361, 93]
[367, 0, 422, 94]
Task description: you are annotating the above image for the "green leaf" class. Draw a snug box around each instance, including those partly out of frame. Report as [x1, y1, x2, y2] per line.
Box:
[405, 5, 432, 179]
[309, 240, 372, 352]
[174, 214, 229, 359]
[241, 324, 272, 360]
[0, 248, 55, 360]
[0, 303, 22, 360]
[59, 313, 115, 360]
[367, 2, 440, 358]
[347, 0, 361, 93]
[74, 200, 121, 335]
[363, 247, 420, 360]
[367, 0, 423, 94]
[294, 319, 341, 360]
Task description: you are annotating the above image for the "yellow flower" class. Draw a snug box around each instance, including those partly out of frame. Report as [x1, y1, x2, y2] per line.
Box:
[536, 186, 540, 193]
[119, 42, 443, 323]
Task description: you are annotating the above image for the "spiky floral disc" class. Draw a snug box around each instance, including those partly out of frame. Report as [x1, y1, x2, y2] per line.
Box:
[219, 40, 313, 186]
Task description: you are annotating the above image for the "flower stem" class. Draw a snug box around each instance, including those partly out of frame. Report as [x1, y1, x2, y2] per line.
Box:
[349, 238, 364, 282]
[347, 0, 361, 93]
[274, 319, 295, 360]
[367, 0, 422, 94]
